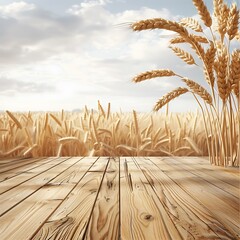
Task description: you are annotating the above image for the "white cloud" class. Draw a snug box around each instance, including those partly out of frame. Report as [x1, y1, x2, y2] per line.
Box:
[0, 1, 35, 17]
[0, 1, 201, 112]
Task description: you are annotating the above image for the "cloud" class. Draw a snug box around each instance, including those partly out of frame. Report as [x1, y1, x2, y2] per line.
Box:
[0, 1, 35, 17]
[0, 76, 55, 95]
[68, 0, 112, 12]
[0, 1, 199, 112]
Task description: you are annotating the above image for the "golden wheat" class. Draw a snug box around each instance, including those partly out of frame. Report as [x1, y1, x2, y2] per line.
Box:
[133, 70, 176, 82]
[192, 0, 212, 27]
[170, 46, 196, 65]
[227, 3, 239, 40]
[182, 78, 213, 105]
[154, 88, 188, 111]
[180, 18, 203, 32]
[204, 41, 216, 87]
[131, 18, 189, 37]
[0, 107, 214, 158]
[170, 35, 208, 44]
[131, 0, 239, 166]
[230, 49, 240, 97]
[216, 47, 230, 101]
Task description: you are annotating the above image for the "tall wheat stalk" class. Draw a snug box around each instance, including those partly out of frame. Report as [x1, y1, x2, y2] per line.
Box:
[131, 0, 239, 167]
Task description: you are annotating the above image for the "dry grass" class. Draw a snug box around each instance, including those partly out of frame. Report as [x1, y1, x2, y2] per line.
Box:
[131, 0, 239, 166]
[0, 105, 212, 158]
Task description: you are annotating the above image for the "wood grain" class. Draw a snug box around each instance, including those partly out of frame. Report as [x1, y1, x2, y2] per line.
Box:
[135, 157, 235, 239]
[152, 157, 240, 239]
[120, 157, 181, 240]
[84, 157, 119, 240]
[0, 157, 238, 240]
[0, 157, 53, 183]
[32, 157, 109, 240]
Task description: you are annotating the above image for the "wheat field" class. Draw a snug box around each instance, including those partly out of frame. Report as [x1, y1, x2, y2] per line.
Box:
[0, 102, 239, 166]
[0, 104, 209, 157]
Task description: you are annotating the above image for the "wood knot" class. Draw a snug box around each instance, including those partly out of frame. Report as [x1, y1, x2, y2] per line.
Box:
[144, 214, 154, 221]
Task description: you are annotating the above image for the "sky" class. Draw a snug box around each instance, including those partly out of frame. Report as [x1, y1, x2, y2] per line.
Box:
[0, 0, 238, 112]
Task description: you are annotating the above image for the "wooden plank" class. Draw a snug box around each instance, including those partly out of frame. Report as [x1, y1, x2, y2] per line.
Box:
[172, 157, 239, 198]
[0, 158, 59, 193]
[152, 157, 240, 239]
[84, 157, 119, 239]
[173, 157, 240, 188]
[0, 157, 97, 240]
[135, 157, 235, 239]
[31, 157, 109, 240]
[0, 157, 47, 173]
[0, 157, 25, 165]
[0, 157, 54, 183]
[0, 157, 74, 216]
[160, 157, 239, 208]
[120, 157, 181, 240]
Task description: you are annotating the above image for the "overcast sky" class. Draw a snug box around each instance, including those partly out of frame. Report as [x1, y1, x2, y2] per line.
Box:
[0, 0, 238, 112]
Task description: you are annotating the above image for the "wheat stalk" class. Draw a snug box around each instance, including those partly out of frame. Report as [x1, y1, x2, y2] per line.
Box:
[6, 111, 22, 129]
[187, 34, 205, 60]
[133, 70, 176, 82]
[154, 88, 188, 111]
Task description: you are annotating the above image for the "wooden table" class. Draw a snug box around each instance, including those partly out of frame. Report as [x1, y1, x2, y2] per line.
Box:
[0, 157, 239, 240]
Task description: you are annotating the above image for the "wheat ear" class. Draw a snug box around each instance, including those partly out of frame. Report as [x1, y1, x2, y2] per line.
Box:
[204, 41, 216, 87]
[230, 49, 240, 98]
[227, 3, 239, 40]
[192, 0, 212, 27]
[218, 3, 230, 42]
[133, 70, 176, 82]
[180, 18, 203, 32]
[170, 46, 196, 65]
[214, 0, 224, 17]
[182, 78, 212, 105]
[170, 35, 208, 44]
[154, 87, 188, 111]
[131, 18, 188, 37]
[6, 111, 22, 129]
[216, 47, 230, 101]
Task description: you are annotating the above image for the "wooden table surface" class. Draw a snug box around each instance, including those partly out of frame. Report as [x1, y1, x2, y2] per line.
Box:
[0, 157, 239, 240]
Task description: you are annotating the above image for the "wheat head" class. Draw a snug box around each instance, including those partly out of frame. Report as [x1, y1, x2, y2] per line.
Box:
[182, 78, 213, 105]
[154, 87, 188, 111]
[204, 41, 216, 87]
[192, 0, 212, 27]
[227, 3, 239, 40]
[216, 47, 231, 101]
[170, 35, 208, 44]
[170, 46, 196, 65]
[230, 49, 240, 98]
[131, 18, 189, 37]
[133, 70, 176, 82]
[180, 18, 203, 32]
